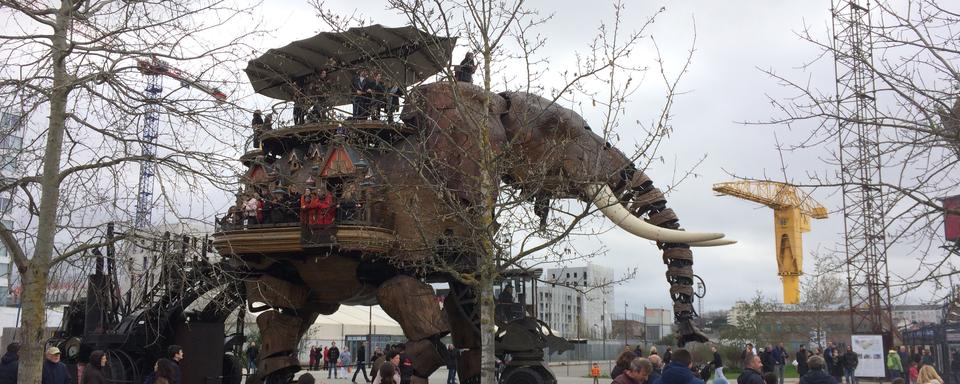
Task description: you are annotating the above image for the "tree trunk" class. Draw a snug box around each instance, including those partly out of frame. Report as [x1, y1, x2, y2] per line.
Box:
[17, 1, 72, 384]
[479, 259, 496, 384]
[18, 265, 50, 384]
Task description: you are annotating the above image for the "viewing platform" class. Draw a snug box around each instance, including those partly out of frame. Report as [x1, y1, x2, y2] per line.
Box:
[257, 120, 413, 151]
[213, 205, 396, 256]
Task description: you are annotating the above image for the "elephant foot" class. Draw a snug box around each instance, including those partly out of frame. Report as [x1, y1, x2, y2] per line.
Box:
[676, 317, 709, 346]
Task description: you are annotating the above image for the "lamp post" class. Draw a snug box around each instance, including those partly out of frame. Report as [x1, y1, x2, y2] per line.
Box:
[602, 298, 607, 363]
[624, 302, 629, 347]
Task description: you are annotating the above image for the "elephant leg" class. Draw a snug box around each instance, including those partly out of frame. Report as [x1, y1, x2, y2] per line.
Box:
[377, 275, 450, 384]
[621, 169, 708, 346]
[245, 275, 322, 384]
[445, 281, 480, 384]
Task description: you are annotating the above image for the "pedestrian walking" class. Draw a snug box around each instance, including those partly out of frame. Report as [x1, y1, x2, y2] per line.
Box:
[352, 342, 370, 383]
[167, 345, 184, 384]
[712, 345, 725, 382]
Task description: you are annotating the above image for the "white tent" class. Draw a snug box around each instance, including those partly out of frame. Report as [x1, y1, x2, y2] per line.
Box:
[304, 305, 402, 341]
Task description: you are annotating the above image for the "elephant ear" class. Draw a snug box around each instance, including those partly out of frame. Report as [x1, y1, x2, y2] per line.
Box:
[401, 82, 508, 205]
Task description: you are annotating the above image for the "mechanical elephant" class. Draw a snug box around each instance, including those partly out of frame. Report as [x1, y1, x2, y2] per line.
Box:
[222, 81, 731, 384]
[378, 81, 732, 344]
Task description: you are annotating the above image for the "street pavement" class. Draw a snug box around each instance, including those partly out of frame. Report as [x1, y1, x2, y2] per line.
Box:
[278, 368, 811, 384]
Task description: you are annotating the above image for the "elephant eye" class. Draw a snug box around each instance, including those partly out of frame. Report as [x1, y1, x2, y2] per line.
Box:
[604, 142, 612, 149]
[584, 125, 592, 131]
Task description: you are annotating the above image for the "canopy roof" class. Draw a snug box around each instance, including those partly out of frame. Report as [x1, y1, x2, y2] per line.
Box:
[245, 25, 457, 104]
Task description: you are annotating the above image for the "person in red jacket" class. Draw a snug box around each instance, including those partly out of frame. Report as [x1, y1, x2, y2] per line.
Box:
[315, 187, 335, 225]
[301, 188, 318, 225]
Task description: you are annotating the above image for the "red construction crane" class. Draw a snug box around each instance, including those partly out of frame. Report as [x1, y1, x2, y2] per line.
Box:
[136, 58, 227, 101]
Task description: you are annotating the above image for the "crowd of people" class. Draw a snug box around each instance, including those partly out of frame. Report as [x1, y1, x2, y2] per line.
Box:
[256, 342, 463, 384]
[604, 348, 705, 384]
[222, 183, 365, 229]
[595, 342, 952, 384]
[248, 52, 478, 139]
[0, 343, 185, 384]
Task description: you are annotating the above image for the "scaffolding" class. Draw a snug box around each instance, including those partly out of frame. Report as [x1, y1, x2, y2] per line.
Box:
[135, 73, 161, 230]
[831, 0, 894, 335]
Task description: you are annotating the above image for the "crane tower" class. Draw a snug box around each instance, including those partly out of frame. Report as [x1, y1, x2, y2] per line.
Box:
[134, 58, 227, 229]
[831, 0, 894, 335]
[713, 181, 828, 304]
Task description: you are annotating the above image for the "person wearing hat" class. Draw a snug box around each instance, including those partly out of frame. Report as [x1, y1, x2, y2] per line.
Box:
[42, 346, 71, 384]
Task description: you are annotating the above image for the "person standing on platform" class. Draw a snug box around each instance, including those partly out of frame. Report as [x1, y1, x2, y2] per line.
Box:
[454, 52, 475, 83]
[351, 70, 370, 119]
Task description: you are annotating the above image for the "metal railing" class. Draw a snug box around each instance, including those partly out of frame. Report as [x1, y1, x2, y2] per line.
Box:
[215, 202, 394, 233]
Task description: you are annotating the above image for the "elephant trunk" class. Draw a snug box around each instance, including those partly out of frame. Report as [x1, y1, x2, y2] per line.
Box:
[593, 167, 717, 346]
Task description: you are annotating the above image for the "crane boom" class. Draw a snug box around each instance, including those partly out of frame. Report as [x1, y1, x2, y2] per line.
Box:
[137, 58, 227, 101]
[712, 180, 828, 304]
[713, 180, 828, 219]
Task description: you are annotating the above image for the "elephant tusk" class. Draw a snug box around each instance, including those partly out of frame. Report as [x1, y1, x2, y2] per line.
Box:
[687, 239, 738, 247]
[587, 185, 726, 244]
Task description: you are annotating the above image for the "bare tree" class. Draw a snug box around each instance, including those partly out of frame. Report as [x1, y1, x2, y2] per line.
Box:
[0, 1, 259, 383]
[300, 1, 708, 384]
[799, 253, 848, 347]
[759, 0, 960, 299]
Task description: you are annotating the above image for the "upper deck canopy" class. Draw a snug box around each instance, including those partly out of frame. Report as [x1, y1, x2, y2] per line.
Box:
[245, 25, 457, 104]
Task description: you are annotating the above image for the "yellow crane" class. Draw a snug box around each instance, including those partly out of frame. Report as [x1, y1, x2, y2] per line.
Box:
[712, 181, 828, 304]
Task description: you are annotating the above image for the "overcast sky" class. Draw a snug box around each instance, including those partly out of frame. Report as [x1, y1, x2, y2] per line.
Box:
[229, 0, 950, 314]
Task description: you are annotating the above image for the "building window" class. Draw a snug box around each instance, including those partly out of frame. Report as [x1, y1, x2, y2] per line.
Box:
[574, 272, 578, 278]
[566, 273, 570, 278]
